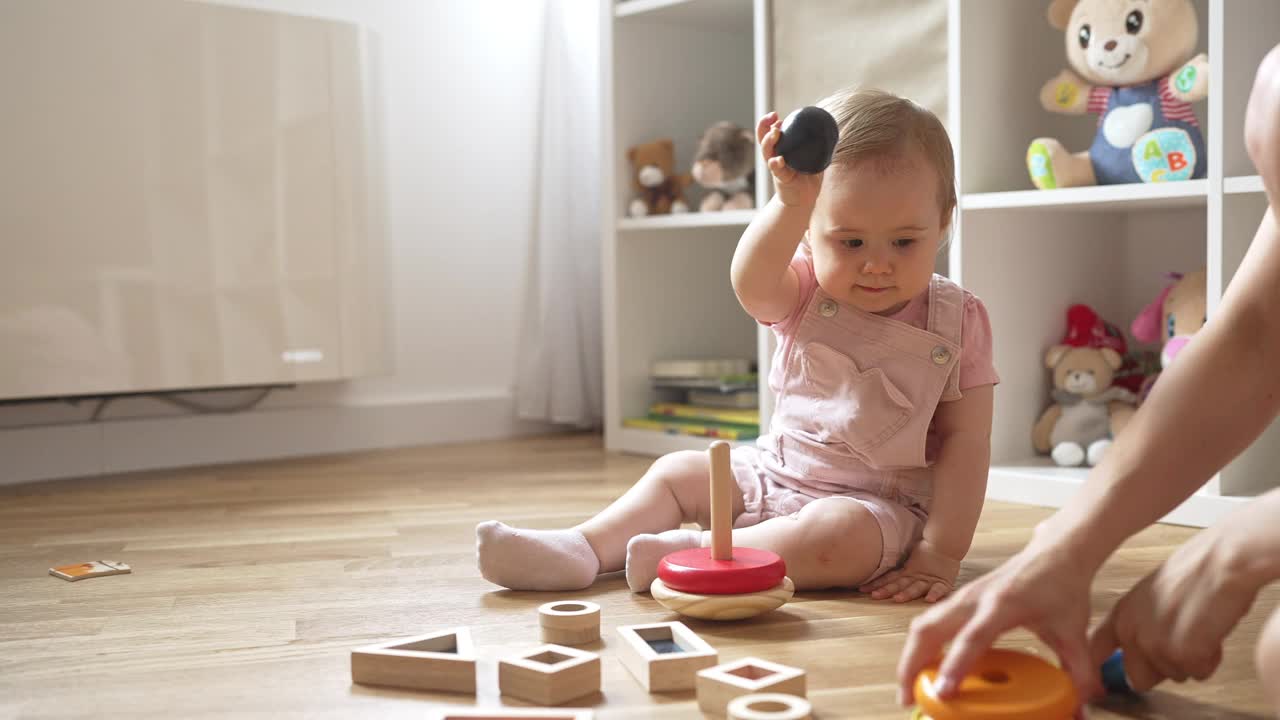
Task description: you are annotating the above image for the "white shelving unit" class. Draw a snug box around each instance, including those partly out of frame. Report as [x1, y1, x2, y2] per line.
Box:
[949, 0, 1279, 526]
[602, 0, 1277, 526]
[601, 0, 769, 457]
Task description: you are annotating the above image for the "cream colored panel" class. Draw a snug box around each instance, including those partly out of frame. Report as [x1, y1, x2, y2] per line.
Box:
[771, 0, 948, 124]
[0, 0, 386, 400]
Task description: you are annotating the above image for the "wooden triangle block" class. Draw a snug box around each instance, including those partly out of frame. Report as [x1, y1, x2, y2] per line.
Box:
[351, 627, 476, 694]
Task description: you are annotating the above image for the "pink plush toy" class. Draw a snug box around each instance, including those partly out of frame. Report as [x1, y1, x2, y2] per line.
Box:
[1131, 269, 1206, 402]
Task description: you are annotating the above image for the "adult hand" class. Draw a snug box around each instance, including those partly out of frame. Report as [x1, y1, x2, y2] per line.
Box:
[896, 531, 1102, 709]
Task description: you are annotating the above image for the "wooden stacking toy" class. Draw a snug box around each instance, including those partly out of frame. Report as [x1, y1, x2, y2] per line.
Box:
[909, 648, 1077, 720]
[650, 441, 794, 621]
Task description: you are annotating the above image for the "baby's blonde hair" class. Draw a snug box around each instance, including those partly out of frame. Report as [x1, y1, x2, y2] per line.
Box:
[817, 88, 957, 223]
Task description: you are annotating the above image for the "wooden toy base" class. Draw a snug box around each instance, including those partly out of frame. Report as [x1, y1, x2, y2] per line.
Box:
[650, 576, 795, 621]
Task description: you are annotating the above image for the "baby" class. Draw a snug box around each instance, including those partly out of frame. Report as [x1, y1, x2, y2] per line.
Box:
[477, 88, 998, 603]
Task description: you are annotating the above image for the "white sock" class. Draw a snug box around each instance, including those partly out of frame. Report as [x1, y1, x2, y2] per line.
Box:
[475, 521, 600, 591]
[624, 529, 702, 593]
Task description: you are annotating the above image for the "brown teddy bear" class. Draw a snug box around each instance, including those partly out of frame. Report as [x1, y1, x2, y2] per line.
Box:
[1027, 0, 1209, 188]
[626, 139, 691, 217]
[1033, 345, 1137, 467]
[691, 122, 755, 212]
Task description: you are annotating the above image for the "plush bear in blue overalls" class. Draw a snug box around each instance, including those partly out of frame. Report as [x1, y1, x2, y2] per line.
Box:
[1027, 0, 1209, 189]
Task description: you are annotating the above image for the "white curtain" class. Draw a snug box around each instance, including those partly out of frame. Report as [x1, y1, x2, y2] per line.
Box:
[515, 0, 603, 429]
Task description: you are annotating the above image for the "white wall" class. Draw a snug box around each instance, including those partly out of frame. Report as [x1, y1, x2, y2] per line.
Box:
[1, 0, 560, 483]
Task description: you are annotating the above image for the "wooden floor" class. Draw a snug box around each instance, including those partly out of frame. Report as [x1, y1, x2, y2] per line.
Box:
[1, 433, 1275, 719]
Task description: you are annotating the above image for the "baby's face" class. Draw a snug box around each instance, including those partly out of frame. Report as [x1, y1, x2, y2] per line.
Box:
[808, 153, 945, 315]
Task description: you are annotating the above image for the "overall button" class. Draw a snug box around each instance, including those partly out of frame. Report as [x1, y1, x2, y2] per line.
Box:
[818, 300, 838, 317]
[932, 346, 952, 365]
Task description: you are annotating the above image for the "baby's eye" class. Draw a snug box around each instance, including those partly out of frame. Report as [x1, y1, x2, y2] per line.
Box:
[841, 238, 863, 249]
[893, 238, 916, 249]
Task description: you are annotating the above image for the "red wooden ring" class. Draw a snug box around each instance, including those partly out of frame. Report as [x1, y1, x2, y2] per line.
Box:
[656, 547, 786, 595]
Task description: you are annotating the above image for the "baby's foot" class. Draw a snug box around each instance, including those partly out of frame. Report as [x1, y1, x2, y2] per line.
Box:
[475, 521, 599, 591]
[625, 529, 702, 593]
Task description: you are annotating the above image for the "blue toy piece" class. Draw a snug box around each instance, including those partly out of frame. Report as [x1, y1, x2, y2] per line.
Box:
[1101, 649, 1136, 694]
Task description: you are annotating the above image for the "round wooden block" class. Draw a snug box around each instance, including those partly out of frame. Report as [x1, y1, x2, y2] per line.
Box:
[537, 600, 601, 645]
[657, 547, 786, 595]
[728, 693, 812, 720]
[650, 576, 794, 621]
[913, 649, 1076, 720]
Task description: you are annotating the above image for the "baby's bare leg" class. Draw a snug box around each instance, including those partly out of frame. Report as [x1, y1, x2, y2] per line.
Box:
[1257, 606, 1280, 716]
[624, 495, 885, 593]
[729, 496, 884, 590]
[576, 450, 739, 570]
[476, 450, 733, 591]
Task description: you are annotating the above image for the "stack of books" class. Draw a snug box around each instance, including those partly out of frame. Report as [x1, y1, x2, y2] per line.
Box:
[623, 359, 760, 440]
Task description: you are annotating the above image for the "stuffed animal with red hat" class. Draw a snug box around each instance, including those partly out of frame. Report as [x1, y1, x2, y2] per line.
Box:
[1032, 304, 1141, 467]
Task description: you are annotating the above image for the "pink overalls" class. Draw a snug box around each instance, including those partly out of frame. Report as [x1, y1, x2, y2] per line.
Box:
[731, 271, 966, 582]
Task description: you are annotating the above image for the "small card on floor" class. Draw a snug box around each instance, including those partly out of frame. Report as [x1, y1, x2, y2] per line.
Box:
[49, 561, 132, 582]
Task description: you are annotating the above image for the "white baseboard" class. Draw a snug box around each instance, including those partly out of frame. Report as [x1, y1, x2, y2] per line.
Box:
[0, 392, 561, 485]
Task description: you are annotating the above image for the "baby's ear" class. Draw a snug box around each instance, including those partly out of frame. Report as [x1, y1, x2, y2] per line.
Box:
[1048, 0, 1079, 31]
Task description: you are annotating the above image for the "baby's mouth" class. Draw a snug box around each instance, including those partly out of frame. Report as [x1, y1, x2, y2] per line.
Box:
[1098, 53, 1133, 70]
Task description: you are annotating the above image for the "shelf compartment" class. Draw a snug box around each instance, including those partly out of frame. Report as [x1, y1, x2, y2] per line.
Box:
[1223, 1, 1280, 178]
[954, 0, 1209, 195]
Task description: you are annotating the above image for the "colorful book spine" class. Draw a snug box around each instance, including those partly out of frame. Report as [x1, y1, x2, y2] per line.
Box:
[623, 417, 758, 440]
[649, 403, 759, 426]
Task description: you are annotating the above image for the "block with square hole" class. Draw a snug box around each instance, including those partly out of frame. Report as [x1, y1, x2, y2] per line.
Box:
[651, 442, 793, 621]
[616, 620, 718, 692]
[910, 648, 1077, 719]
[696, 657, 806, 716]
[727, 693, 812, 720]
[429, 709, 593, 720]
[498, 644, 601, 706]
[350, 627, 476, 693]
[538, 600, 601, 645]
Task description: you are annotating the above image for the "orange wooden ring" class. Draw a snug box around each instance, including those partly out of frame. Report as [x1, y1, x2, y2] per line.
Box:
[913, 649, 1077, 720]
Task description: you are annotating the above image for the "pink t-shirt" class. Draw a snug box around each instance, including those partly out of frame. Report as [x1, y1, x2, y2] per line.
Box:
[766, 252, 1000, 398]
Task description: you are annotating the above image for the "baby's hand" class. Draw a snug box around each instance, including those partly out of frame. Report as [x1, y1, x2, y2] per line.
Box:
[859, 540, 961, 603]
[1245, 44, 1280, 200]
[756, 111, 823, 210]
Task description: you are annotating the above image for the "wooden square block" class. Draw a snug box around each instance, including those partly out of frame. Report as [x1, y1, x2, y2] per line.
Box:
[697, 657, 807, 716]
[429, 709, 593, 720]
[616, 621, 718, 692]
[351, 627, 476, 694]
[498, 644, 601, 706]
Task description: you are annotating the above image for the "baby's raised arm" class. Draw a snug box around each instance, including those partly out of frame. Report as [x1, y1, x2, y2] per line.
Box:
[730, 113, 819, 324]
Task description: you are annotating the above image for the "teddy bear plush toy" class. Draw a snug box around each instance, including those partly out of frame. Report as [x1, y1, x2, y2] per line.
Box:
[1027, 0, 1209, 189]
[627, 139, 691, 217]
[1131, 268, 1207, 403]
[690, 122, 755, 212]
[1033, 344, 1138, 466]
